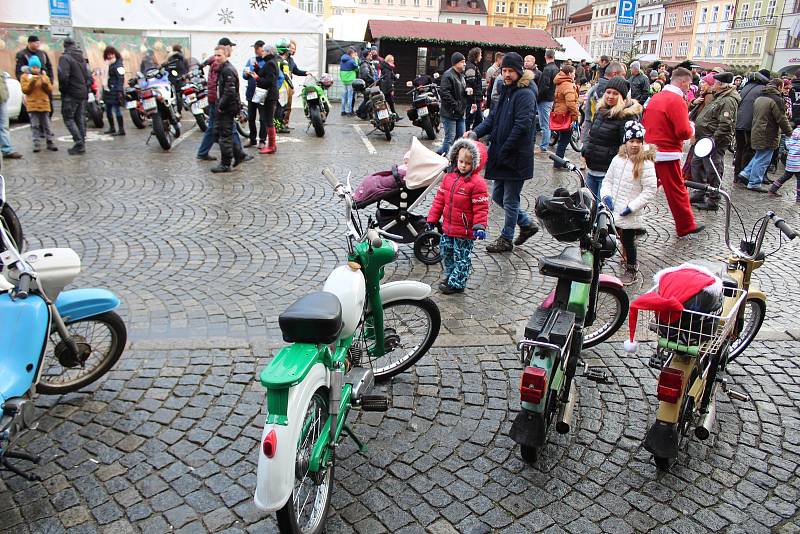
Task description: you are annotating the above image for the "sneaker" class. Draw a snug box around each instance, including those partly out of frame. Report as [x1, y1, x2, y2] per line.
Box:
[197, 154, 217, 161]
[687, 224, 705, 235]
[621, 267, 638, 286]
[233, 153, 254, 167]
[33, 147, 41, 153]
[67, 146, 85, 155]
[210, 164, 232, 173]
[486, 236, 514, 253]
[514, 224, 539, 246]
[768, 190, 779, 197]
[245, 140, 258, 148]
[2, 151, 23, 159]
[439, 283, 464, 295]
[747, 185, 769, 193]
[46, 144, 58, 152]
[257, 142, 265, 150]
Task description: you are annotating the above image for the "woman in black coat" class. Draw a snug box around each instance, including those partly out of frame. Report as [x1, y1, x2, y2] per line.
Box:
[103, 46, 126, 136]
[379, 55, 397, 114]
[256, 45, 281, 154]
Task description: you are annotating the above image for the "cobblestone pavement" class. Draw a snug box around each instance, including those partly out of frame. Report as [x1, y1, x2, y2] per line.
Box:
[1, 105, 799, 533]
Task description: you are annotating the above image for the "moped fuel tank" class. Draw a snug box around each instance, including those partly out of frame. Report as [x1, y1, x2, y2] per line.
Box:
[323, 265, 366, 339]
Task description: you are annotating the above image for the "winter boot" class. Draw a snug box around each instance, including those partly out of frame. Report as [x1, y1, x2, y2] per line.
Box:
[113, 115, 126, 136]
[486, 236, 514, 253]
[621, 264, 639, 286]
[514, 223, 539, 246]
[261, 128, 277, 154]
[103, 116, 116, 135]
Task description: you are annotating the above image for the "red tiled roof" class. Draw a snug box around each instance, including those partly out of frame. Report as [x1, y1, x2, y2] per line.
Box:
[366, 20, 560, 49]
[440, 0, 488, 15]
[568, 4, 592, 22]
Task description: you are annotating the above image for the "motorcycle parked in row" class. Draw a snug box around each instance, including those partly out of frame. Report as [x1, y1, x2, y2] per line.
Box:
[0, 174, 127, 481]
[182, 68, 209, 132]
[511, 153, 628, 463]
[301, 73, 333, 137]
[353, 79, 396, 141]
[633, 138, 796, 470]
[405, 81, 441, 141]
[0, 169, 23, 255]
[125, 77, 148, 130]
[254, 169, 441, 534]
[137, 67, 181, 150]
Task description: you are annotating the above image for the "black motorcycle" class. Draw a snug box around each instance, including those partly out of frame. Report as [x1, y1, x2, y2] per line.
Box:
[138, 67, 181, 150]
[354, 80, 396, 141]
[405, 82, 441, 140]
[125, 77, 147, 129]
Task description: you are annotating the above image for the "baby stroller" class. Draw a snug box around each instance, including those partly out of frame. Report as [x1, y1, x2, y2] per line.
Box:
[353, 137, 449, 263]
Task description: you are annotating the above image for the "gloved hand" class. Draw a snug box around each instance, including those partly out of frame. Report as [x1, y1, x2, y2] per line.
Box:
[620, 206, 632, 216]
[424, 222, 437, 232]
[473, 229, 486, 240]
[602, 196, 614, 211]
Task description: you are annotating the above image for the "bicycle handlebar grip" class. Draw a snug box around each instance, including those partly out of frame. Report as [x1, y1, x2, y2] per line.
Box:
[596, 211, 609, 240]
[322, 169, 340, 189]
[774, 217, 798, 240]
[366, 229, 383, 248]
[548, 153, 573, 170]
[16, 273, 31, 299]
[684, 181, 709, 191]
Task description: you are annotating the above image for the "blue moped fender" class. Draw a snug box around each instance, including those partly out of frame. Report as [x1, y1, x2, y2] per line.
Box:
[55, 289, 121, 323]
[0, 293, 50, 403]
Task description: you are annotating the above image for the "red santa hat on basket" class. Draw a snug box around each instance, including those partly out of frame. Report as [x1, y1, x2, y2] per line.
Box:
[624, 263, 723, 353]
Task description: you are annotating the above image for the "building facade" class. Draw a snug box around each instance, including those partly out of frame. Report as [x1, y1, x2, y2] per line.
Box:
[772, 0, 800, 73]
[353, 0, 439, 22]
[547, 0, 568, 37]
[660, 0, 697, 61]
[690, 0, 734, 63]
[291, 0, 333, 18]
[487, 0, 549, 28]
[438, 0, 489, 24]
[564, 4, 592, 51]
[635, 0, 666, 60]
[588, 0, 616, 58]
[723, 0, 784, 69]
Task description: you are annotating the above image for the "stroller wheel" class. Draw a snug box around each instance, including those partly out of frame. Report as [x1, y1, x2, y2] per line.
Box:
[414, 230, 442, 265]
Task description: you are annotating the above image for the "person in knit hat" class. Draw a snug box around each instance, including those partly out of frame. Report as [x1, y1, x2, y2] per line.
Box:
[20, 54, 56, 153]
[628, 60, 650, 105]
[438, 52, 468, 157]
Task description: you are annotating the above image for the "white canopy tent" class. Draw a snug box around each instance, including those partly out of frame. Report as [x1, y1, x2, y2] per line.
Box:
[554, 37, 592, 63]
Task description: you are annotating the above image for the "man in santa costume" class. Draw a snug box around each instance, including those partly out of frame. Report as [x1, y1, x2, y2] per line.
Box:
[642, 67, 705, 238]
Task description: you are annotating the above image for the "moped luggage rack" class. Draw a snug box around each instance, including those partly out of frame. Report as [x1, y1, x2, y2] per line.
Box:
[517, 318, 575, 365]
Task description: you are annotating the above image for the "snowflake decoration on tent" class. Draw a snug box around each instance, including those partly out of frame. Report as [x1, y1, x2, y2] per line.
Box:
[218, 8, 234, 24]
[249, 0, 272, 10]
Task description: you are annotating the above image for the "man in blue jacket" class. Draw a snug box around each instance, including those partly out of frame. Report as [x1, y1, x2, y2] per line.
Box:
[467, 52, 539, 253]
[243, 40, 267, 148]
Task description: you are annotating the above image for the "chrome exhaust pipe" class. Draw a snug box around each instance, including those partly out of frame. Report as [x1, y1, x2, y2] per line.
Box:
[555, 386, 576, 434]
[694, 384, 717, 440]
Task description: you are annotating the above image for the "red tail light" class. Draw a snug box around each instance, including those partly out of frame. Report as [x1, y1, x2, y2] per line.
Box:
[182, 88, 195, 95]
[520, 367, 547, 404]
[657, 368, 684, 403]
[140, 90, 153, 99]
[262, 429, 277, 458]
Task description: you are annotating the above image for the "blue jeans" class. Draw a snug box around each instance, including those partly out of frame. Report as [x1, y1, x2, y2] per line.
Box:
[554, 130, 571, 165]
[438, 116, 465, 156]
[740, 148, 774, 188]
[197, 103, 241, 157]
[440, 235, 475, 289]
[537, 100, 554, 151]
[586, 171, 605, 200]
[0, 101, 13, 154]
[342, 83, 354, 114]
[491, 179, 533, 241]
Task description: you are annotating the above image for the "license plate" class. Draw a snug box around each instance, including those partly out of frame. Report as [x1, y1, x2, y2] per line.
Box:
[418, 107, 428, 117]
[306, 91, 318, 100]
[143, 97, 157, 111]
[198, 97, 208, 108]
[186, 93, 197, 103]
[88, 93, 95, 103]
[191, 103, 203, 114]
[377, 109, 390, 120]
[126, 100, 137, 109]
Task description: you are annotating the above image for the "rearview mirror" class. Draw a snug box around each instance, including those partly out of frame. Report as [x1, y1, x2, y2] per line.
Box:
[406, 81, 413, 87]
[694, 137, 714, 158]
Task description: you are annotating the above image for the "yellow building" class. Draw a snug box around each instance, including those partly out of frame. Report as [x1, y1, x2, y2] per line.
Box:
[487, 0, 549, 28]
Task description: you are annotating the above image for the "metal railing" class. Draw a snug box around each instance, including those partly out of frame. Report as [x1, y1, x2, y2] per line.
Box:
[728, 15, 777, 28]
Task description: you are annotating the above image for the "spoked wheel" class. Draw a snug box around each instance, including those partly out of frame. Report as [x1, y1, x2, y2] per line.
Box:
[364, 298, 440, 381]
[413, 231, 441, 264]
[276, 388, 332, 534]
[37, 311, 126, 394]
[582, 284, 629, 349]
[570, 124, 583, 151]
[727, 298, 766, 365]
[1, 203, 24, 254]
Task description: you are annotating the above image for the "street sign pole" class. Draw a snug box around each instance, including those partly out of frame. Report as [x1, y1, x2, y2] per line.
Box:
[613, 0, 637, 59]
[48, 0, 74, 39]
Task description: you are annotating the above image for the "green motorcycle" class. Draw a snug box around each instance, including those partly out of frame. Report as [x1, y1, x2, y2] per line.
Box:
[301, 74, 333, 138]
[253, 169, 441, 534]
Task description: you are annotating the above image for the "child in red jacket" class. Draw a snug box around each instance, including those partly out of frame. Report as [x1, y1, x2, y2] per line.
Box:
[426, 138, 490, 294]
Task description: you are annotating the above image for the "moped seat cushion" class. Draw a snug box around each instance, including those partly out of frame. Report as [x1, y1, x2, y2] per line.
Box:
[279, 292, 343, 345]
[539, 245, 593, 284]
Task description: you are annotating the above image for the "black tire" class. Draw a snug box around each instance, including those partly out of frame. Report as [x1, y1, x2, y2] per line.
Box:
[194, 113, 207, 132]
[384, 127, 392, 141]
[582, 283, 629, 349]
[152, 112, 172, 150]
[130, 108, 146, 129]
[88, 102, 104, 128]
[237, 119, 250, 139]
[728, 298, 766, 364]
[570, 123, 583, 151]
[520, 445, 539, 464]
[37, 311, 127, 395]
[549, 131, 558, 147]
[421, 114, 436, 140]
[1, 203, 24, 253]
[173, 120, 181, 139]
[366, 298, 440, 381]
[275, 388, 332, 534]
[413, 231, 441, 265]
[310, 105, 325, 137]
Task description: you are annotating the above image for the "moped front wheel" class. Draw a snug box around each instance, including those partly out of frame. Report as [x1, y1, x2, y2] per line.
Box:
[727, 298, 766, 364]
[582, 284, 629, 349]
[1, 203, 24, 254]
[276, 388, 333, 534]
[37, 311, 127, 395]
[365, 298, 440, 381]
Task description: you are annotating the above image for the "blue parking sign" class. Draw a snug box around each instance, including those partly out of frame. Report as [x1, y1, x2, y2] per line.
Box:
[49, 0, 71, 18]
[617, 0, 636, 25]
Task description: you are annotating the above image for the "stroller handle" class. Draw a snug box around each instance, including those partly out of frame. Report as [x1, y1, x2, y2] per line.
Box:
[322, 168, 342, 193]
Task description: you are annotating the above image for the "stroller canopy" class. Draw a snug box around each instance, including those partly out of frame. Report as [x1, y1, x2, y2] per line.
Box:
[405, 137, 449, 190]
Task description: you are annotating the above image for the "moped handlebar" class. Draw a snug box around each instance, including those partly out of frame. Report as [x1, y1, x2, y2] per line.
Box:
[596, 211, 610, 241]
[772, 214, 797, 240]
[684, 181, 709, 192]
[16, 273, 31, 299]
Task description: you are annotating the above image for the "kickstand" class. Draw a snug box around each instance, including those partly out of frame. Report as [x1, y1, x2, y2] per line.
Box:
[343, 424, 368, 454]
[583, 361, 612, 384]
[366, 127, 378, 136]
[145, 131, 152, 145]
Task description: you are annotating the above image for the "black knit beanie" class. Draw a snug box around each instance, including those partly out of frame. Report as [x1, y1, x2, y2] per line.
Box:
[451, 52, 465, 66]
[605, 76, 630, 97]
[501, 52, 524, 77]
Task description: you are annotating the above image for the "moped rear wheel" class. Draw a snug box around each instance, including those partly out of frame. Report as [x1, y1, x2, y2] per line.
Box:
[276, 388, 332, 534]
[727, 298, 766, 364]
[582, 284, 629, 349]
[37, 311, 127, 394]
[1, 203, 24, 254]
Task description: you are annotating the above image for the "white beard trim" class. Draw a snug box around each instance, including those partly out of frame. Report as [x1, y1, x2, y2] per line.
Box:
[652, 262, 723, 297]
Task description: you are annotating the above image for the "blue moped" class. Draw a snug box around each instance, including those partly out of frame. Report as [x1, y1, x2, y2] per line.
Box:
[0, 176, 127, 480]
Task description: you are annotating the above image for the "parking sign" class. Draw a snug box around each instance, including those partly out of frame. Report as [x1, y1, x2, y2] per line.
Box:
[617, 0, 636, 25]
[49, 0, 71, 18]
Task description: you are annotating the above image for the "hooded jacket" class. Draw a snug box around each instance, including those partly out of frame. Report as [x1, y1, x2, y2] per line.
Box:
[256, 52, 281, 102]
[57, 43, 90, 100]
[751, 85, 793, 150]
[216, 60, 242, 115]
[629, 71, 650, 105]
[552, 71, 579, 122]
[695, 85, 740, 149]
[440, 66, 467, 119]
[464, 60, 483, 105]
[736, 72, 769, 130]
[600, 144, 658, 230]
[378, 60, 396, 96]
[537, 61, 559, 102]
[20, 71, 52, 112]
[340, 53, 359, 84]
[582, 99, 643, 173]
[784, 127, 800, 172]
[427, 138, 490, 239]
[15, 47, 53, 80]
[472, 70, 537, 181]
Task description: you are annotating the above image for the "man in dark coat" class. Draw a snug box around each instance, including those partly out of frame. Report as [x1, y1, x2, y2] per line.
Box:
[211, 47, 248, 173]
[438, 52, 468, 156]
[58, 38, 91, 155]
[464, 47, 484, 130]
[628, 61, 650, 105]
[469, 52, 538, 253]
[15, 35, 53, 80]
[733, 69, 770, 178]
[535, 49, 559, 154]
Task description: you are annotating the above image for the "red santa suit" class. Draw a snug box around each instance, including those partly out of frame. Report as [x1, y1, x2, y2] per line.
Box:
[641, 84, 701, 237]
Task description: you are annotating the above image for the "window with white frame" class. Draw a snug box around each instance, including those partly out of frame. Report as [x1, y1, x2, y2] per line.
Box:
[741, 3, 749, 18]
[298, 0, 305, 9]
[427, 0, 433, 6]
[767, 0, 776, 16]
[496, 0, 505, 11]
[754, 1, 762, 17]
[518, 2, 528, 13]
[447, 17, 453, 22]
[718, 39, 725, 55]
[700, 7, 707, 22]
[740, 37, 749, 53]
[678, 41, 688, 55]
[663, 40, 673, 56]
[706, 40, 714, 56]
[655, 12, 660, 25]
[682, 9, 693, 25]
[711, 6, 718, 21]
[723, 5, 732, 20]
[696, 40, 703, 56]
[729, 37, 737, 54]
[668, 12, 677, 27]
[753, 35, 763, 53]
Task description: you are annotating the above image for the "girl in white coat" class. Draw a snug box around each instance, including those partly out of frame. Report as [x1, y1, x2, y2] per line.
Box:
[600, 121, 657, 284]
